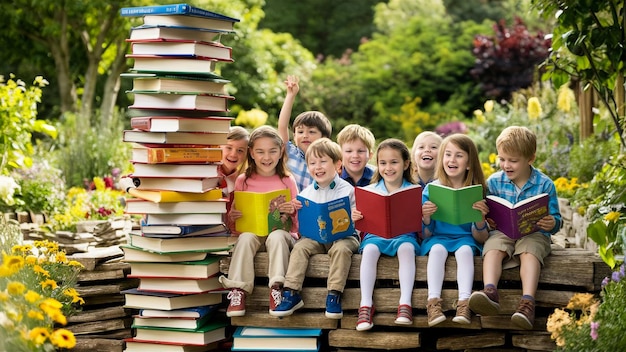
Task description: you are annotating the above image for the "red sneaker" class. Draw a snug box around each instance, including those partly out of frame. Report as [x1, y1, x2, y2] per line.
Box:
[269, 284, 283, 312]
[226, 288, 246, 317]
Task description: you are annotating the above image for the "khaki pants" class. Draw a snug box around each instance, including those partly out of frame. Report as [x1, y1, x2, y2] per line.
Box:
[219, 230, 295, 293]
[283, 236, 359, 292]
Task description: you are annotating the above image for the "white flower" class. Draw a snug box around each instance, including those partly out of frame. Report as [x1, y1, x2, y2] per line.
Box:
[0, 175, 20, 206]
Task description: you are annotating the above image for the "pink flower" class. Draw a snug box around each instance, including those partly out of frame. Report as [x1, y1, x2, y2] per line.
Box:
[590, 321, 599, 340]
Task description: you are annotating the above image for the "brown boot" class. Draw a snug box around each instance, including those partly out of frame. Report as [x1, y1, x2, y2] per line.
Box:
[427, 298, 446, 327]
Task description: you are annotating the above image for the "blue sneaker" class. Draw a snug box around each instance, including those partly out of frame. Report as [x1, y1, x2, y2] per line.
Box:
[269, 290, 304, 317]
[325, 292, 343, 319]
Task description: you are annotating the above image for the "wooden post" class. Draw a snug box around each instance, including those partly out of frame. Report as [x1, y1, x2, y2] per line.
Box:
[579, 85, 594, 140]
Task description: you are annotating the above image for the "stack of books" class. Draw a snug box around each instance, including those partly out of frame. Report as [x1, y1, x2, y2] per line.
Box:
[119, 3, 240, 352]
[231, 327, 323, 352]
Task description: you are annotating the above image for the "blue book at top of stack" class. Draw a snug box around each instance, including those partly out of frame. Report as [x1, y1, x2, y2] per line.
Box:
[232, 327, 322, 352]
[120, 3, 240, 22]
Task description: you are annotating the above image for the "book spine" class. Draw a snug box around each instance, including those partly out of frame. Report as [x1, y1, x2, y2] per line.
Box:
[148, 148, 221, 163]
[121, 4, 238, 21]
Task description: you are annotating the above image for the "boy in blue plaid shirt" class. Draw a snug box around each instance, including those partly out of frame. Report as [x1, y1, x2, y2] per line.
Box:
[469, 126, 561, 330]
[278, 75, 332, 192]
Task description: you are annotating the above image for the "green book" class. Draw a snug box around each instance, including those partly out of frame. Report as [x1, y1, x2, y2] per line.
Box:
[428, 183, 483, 225]
[133, 319, 227, 345]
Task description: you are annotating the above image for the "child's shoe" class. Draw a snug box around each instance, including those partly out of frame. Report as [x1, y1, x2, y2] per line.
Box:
[325, 292, 343, 319]
[511, 298, 535, 330]
[452, 299, 471, 324]
[427, 298, 446, 327]
[394, 304, 413, 325]
[269, 289, 304, 317]
[356, 306, 375, 331]
[226, 288, 246, 317]
[268, 283, 283, 312]
[468, 286, 500, 316]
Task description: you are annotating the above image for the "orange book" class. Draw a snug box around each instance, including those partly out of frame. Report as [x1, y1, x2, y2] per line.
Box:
[131, 146, 222, 164]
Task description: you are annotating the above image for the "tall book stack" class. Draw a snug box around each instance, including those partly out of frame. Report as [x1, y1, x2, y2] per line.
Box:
[119, 4, 240, 352]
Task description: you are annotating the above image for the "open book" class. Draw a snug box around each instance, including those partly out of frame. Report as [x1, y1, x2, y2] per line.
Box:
[428, 183, 483, 225]
[234, 189, 293, 236]
[296, 195, 354, 244]
[486, 193, 549, 239]
[354, 185, 422, 238]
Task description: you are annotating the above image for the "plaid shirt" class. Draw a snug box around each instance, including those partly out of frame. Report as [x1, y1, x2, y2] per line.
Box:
[286, 141, 312, 192]
[487, 166, 562, 235]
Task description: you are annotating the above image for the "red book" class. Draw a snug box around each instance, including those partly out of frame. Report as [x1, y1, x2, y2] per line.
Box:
[355, 185, 422, 238]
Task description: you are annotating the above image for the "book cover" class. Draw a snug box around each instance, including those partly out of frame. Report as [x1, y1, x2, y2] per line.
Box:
[140, 223, 227, 236]
[130, 92, 234, 112]
[143, 213, 223, 226]
[131, 162, 219, 178]
[232, 326, 322, 352]
[131, 40, 233, 62]
[131, 176, 221, 193]
[129, 25, 228, 42]
[125, 199, 227, 215]
[296, 195, 354, 244]
[128, 233, 233, 253]
[128, 75, 229, 96]
[428, 183, 484, 225]
[234, 189, 293, 236]
[130, 117, 231, 133]
[137, 276, 222, 294]
[132, 319, 227, 345]
[123, 130, 228, 145]
[142, 15, 236, 32]
[139, 304, 218, 319]
[354, 185, 422, 238]
[122, 288, 223, 310]
[129, 256, 219, 279]
[486, 193, 549, 239]
[121, 245, 210, 263]
[128, 188, 223, 202]
[124, 338, 219, 352]
[128, 55, 224, 76]
[131, 145, 223, 163]
[120, 4, 240, 23]
[132, 311, 214, 330]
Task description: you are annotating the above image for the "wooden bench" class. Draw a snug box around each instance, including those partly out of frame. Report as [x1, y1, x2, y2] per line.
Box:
[220, 247, 610, 351]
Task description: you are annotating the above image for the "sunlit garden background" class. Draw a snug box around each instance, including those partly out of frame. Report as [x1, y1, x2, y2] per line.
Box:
[1, 0, 625, 350]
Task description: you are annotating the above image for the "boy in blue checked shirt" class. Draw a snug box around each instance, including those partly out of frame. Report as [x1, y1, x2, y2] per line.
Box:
[278, 75, 332, 191]
[336, 124, 376, 187]
[270, 138, 359, 319]
[469, 126, 561, 330]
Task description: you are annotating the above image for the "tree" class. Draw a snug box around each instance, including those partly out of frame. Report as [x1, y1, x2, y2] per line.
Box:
[533, 0, 626, 148]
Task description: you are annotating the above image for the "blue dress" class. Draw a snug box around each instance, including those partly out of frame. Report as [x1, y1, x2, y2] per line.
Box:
[420, 180, 483, 256]
[359, 179, 421, 256]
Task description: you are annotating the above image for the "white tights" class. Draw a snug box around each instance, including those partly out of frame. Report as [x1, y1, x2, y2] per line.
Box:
[427, 244, 474, 300]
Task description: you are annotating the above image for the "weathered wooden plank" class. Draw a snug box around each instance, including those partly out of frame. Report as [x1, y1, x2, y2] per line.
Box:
[78, 269, 126, 282]
[340, 312, 482, 329]
[72, 338, 124, 352]
[76, 281, 138, 297]
[436, 331, 506, 350]
[511, 332, 556, 351]
[231, 311, 338, 329]
[67, 306, 130, 324]
[480, 316, 548, 330]
[220, 250, 604, 289]
[82, 294, 125, 306]
[329, 329, 420, 349]
[67, 318, 130, 335]
[73, 329, 132, 339]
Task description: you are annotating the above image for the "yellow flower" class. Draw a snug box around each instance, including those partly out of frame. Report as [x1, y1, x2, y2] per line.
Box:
[604, 211, 621, 222]
[473, 109, 486, 123]
[0, 291, 9, 302]
[2, 253, 24, 269]
[24, 290, 41, 303]
[40, 298, 63, 312]
[527, 97, 542, 120]
[67, 260, 84, 268]
[50, 311, 67, 325]
[7, 281, 26, 295]
[33, 264, 50, 277]
[566, 292, 596, 311]
[484, 99, 495, 113]
[488, 153, 497, 164]
[25, 255, 37, 265]
[64, 288, 85, 305]
[557, 84, 575, 112]
[40, 279, 58, 290]
[55, 251, 67, 263]
[50, 328, 76, 349]
[28, 327, 50, 346]
[28, 310, 45, 321]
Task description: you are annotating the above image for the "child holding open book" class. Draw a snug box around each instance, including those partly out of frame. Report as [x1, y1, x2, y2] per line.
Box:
[421, 134, 489, 326]
[353, 139, 421, 331]
[218, 126, 299, 317]
[270, 138, 360, 319]
[469, 126, 561, 330]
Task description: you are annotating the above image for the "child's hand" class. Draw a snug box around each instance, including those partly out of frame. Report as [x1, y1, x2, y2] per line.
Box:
[292, 198, 303, 210]
[352, 209, 363, 222]
[537, 215, 556, 231]
[278, 200, 295, 215]
[229, 209, 242, 221]
[472, 199, 489, 217]
[284, 75, 300, 97]
[422, 200, 437, 219]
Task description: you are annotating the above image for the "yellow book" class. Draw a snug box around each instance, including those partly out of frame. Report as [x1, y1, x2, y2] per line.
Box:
[234, 189, 293, 236]
[128, 188, 223, 203]
[131, 146, 223, 164]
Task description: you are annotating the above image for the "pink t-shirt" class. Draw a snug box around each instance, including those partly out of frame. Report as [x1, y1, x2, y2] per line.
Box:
[229, 173, 299, 237]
